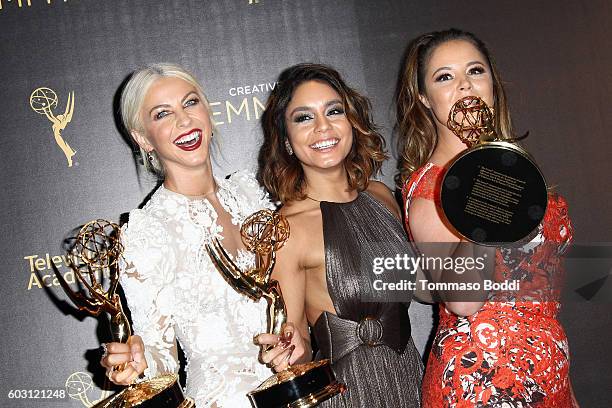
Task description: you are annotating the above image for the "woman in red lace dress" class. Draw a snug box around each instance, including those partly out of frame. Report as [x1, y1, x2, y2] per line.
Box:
[395, 29, 579, 407]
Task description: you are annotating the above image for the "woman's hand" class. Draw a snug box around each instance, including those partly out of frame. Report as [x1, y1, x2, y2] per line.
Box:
[255, 323, 311, 373]
[100, 335, 148, 385]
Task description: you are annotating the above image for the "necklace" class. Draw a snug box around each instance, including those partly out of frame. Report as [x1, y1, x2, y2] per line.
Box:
[306, 192, 359, 203]
[306, 195, 321, 202]
[183, 182, 219, 200]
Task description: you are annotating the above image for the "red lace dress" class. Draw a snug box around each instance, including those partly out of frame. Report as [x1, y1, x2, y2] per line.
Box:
[403, 163, 575, 408]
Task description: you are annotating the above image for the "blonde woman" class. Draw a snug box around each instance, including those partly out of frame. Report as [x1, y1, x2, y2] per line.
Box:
[100, 63, 274, 407]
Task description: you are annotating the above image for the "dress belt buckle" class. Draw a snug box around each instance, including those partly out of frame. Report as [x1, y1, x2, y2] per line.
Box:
[356, 316, 384, 347]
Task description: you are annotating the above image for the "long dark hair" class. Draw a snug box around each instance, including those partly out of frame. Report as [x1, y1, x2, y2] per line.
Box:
[258, 63, 387, 203]
[394, 28, 514, 187]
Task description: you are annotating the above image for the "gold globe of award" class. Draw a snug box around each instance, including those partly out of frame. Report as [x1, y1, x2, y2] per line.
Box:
[52, 220, 194, 407]
[206, 209, 346, 408]
[439, 96, 548, 245]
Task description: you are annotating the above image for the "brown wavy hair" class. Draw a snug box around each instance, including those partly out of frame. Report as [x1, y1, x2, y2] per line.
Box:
[258, 63, 387, 203]
[394, 28, 514, 188]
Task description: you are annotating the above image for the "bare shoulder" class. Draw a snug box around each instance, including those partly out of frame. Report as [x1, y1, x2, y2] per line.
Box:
[279, 199, 320, 227]
[366, 180, 401, 221]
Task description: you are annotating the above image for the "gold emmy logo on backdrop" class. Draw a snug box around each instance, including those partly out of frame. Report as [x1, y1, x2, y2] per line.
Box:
[249, 0, 259, 4]
[0, 0, 31, 10]
[0, 0, 74, 11]
[65, 372, 112, 408]
[29, 87, 76, 167]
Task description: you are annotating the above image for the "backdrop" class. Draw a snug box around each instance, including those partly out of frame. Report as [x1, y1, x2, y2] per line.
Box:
[1, 0, 610, 407]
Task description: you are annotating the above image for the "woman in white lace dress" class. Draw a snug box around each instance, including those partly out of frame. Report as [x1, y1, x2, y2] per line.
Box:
[100, 63, 274, 407]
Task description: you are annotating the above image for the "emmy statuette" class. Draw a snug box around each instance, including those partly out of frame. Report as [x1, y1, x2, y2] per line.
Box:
[53, 220, 195, 408]
[206, 209, 346, 408]
[440, 96, 548, 245]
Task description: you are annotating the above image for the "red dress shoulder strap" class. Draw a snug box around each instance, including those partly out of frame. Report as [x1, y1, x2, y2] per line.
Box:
[401, 163, 445, 238]
[402, 163, 444, 204]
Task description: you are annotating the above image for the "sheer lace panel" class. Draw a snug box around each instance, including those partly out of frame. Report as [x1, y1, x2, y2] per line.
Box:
[119, 170, 275, 407]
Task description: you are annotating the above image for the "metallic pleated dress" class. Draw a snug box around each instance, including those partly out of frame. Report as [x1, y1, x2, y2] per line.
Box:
[312, 192, 423, 408]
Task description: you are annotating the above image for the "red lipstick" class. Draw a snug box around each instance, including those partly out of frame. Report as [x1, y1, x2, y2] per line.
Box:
[173, 129, 202, 151]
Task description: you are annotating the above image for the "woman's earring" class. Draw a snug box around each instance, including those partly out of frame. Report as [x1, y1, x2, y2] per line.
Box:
[284, 139, 294, 156]
[147, 151, 155, 162]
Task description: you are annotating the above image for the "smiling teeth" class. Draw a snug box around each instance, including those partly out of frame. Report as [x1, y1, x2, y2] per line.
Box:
[175, 131, 201, 145]
[310, 139, 339, 149]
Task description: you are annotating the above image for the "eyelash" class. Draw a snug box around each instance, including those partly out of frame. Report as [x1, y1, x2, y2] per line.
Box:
[293, 106, 345, 123]
[468, 66, 486, 75]
[435, 66, 486, 82]
[153, 98, 199, 120]
[435, 73, 453, 82]
[185, 97, 199, 107]
[154, 110, 169, 120]
[328, 106, 344, 115]
[294, 114, 313, 123]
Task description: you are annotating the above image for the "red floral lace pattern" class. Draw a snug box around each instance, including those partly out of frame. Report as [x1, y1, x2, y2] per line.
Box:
[403, 164, 575, 407]
[402, 164, 444, 209]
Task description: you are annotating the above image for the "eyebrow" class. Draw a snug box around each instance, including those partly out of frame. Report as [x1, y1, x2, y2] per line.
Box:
[148, 91, 199, 115]
[289, 99, 343, 116]
[431, 60, 486, 77]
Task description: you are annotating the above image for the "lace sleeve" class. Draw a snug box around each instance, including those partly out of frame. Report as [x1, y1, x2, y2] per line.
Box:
[218, 169, 276, 225]
[119, 212, 179, 379]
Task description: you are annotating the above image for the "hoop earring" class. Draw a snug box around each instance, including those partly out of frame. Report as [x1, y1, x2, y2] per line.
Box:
[284, 138, 294, 156]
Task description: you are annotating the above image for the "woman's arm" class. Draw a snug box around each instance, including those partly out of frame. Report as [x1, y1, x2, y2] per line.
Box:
[119, 257, 180, 376]
[101, 258, 180, 384]
[367, 181, 448, 304]
[101, 218, 180, 385]
[408, 197, 493, 316]
[256, 213, 312, 372]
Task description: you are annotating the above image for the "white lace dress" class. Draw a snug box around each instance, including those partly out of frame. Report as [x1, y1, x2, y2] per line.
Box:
[119, 171, 275, 407]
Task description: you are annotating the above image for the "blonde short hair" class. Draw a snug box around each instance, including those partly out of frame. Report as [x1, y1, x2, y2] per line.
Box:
[120, 63, 214, 176]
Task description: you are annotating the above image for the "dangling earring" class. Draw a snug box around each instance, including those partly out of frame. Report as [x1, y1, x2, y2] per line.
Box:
[147, 151, 155, 162]
[284, 138, 294, 156]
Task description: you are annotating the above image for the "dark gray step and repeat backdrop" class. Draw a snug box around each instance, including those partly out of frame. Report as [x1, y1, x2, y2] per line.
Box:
[1, 0, 610, 407]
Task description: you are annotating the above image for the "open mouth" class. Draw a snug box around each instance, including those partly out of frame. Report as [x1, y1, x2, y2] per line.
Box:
[174, 129, 202, 151]
[309, 138, 339, 151]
